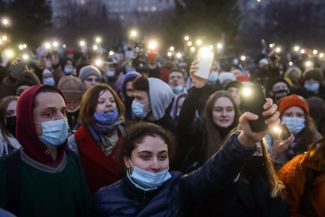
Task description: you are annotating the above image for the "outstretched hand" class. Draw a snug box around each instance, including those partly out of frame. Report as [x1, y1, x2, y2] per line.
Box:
[238, 98, 280, 148]
[189, 60, 208, 88]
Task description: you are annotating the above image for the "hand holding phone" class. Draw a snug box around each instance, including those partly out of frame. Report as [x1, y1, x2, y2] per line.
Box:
[194, 47, 214, 80]
[240, 84, 267, 132]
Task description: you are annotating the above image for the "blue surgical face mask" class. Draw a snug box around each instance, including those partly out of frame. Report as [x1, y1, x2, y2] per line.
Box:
[43, 78, 55, 86]
[64, 66, 74, 75]
[38, 119, 69, 147]
[282, 116, 305, 135]
[131, 101, 148, 119]
[106, 70, 115, 77]
[127, 160, 171, 191]
[172, 85, 184, 95]
[93, 111, 119, 125]
[304, 82, 320, 93]
[208, 71, 219, 82]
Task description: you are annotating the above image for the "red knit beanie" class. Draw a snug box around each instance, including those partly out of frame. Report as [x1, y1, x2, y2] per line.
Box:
[278, 94, 309, 116]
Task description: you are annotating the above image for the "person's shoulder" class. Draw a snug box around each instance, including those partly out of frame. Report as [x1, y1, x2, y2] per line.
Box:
[278, 153, 306, 183]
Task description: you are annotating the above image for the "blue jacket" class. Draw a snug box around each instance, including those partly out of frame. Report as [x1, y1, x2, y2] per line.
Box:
[94, 132, 256, 217]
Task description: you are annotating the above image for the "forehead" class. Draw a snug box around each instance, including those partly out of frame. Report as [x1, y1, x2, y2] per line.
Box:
[134, 90, 148, 98]
[133, 136, 168, 153]
[169, 72, 183, 78]
[272, 82, 287, 89]
[86, 75, 98, 80]
[283, 106, 304, 114]
[98, 90, 114, 99]
[34, 92, 65, 109]
[7, 100, 17, 111]
[214, 97, 233, 107]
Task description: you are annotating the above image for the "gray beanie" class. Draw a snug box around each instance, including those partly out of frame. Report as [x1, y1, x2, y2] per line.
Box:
[78, 65, 102, 81]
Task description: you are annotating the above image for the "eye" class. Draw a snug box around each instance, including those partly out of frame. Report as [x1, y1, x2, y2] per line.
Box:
[139, 153, 151, 161]
[46, 112, 55, 118]
[226, 107, 234, 112]
[158, 154, 168, 161]
[214, 107, 223, 112]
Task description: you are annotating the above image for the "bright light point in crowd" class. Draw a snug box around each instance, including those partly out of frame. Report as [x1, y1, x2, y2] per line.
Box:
[184, 35, 190, 41]
[169, 46, 175, 51]
[275, 47, 282, 53]
[52, 41, 59, 48]
[241, 86, 253, 97]
[198, 47, 213, 59]
[95, 36, 102, 44]
[240, 55, 246, 61]
[44, 42, 51, 49]
[208, 45, 214, 51]
[294, 46, 300, 52]
[257, 0, 261, 2]
[4, 49, 14, 59]
[300, 49, 305, 54]
[289, 61, 293, 66]
[319, 53, 324, 58]
[109, 50, 114, 56]
[176, 52, 182, 59]
[1, 17, 10, 26]
[313, 50, 318, 55]
[272, 125, 281, 134]
[62, 44, 67, 48]
[148, 40, 158, 50]
[2, 35, 8, 41]
[217, 43, 223, 50]
[167, 51, 172, 57]
[196, 39, 203, 46]
[22, 53, 30, 61]
[18, 44, 25, 50]
[79, 40, 86, 47]
[269, 43, 275, 48]
[190, 47, 196, 52]
[304, 60, 313, 68]
[130, 30, 138, 38]
[95, 59, 103, 67]
[93, 45, 98, 51]
[187, 41, 192, 46]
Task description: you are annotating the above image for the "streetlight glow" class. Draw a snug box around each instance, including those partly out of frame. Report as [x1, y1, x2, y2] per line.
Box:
[184, 35, 190, 41]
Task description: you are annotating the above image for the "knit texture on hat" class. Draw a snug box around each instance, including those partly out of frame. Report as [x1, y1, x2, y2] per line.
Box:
[278, 94, 309, 116]
[78, 65, 101, 81]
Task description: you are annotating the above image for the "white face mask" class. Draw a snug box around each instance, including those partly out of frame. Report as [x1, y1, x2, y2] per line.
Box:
[282, 117, 305, 135]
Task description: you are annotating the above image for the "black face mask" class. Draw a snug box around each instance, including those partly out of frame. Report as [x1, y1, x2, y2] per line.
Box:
[273, 89, 290, 101]
[6, 116, 16, 137]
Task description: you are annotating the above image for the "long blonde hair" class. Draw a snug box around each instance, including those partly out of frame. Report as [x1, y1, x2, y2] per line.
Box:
[261, 139, 285, 198]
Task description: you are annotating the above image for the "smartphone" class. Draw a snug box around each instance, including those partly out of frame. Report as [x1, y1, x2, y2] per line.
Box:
[240, 83, 267, 132]
[194, 47, 214, 79]
[280, 124, 291, 140]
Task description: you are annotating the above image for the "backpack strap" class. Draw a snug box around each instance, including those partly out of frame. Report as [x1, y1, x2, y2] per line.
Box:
[6, 150, 21, 216]
[299, 168, 320, 216]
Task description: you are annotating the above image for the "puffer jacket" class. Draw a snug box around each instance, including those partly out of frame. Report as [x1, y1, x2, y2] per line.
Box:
[94, 132, 256, 217]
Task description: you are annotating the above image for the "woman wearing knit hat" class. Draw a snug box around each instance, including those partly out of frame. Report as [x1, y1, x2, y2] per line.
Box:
[68, 84, 125, 194]
[270, 95, 322, 165]
[78, 65, 102, 90]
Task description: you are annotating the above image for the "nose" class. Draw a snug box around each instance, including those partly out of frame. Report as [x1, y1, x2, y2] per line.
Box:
[149, 158, 161, 173]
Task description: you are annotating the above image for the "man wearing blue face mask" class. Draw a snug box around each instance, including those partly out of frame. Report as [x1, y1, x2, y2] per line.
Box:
[0, 85, 91, 217]
[168, 71, 187, 96]
[131, 76, 176, 132]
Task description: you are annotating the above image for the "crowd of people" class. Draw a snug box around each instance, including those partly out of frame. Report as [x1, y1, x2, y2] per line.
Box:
[0, 36, 324, 217]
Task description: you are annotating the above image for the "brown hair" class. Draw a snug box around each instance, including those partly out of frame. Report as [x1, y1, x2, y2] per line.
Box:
[0, 96, 18, 142]
[119, 122, 175, 169]
[202, 90, 241, 157]
[261, 140, 285, 198]
[79, 84, 125, 125]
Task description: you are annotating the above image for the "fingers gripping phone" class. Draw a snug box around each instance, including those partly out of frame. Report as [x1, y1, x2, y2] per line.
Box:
[279, 124, 290, 140]
[240, 84, 267, 132]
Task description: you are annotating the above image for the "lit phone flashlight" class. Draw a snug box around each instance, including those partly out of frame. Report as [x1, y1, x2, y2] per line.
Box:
[271, 124, 290, 140]
[240, 83, 267, 132]
[194, 47, 214, 79]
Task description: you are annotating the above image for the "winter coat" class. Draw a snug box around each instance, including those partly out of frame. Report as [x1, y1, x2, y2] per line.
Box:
[94, 132, 256, 217]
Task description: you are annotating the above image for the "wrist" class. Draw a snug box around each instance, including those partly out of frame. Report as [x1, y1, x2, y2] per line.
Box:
[238, 132, 256, 148]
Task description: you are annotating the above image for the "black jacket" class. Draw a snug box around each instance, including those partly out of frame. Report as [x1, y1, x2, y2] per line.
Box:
[94, 133, 256, 217]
